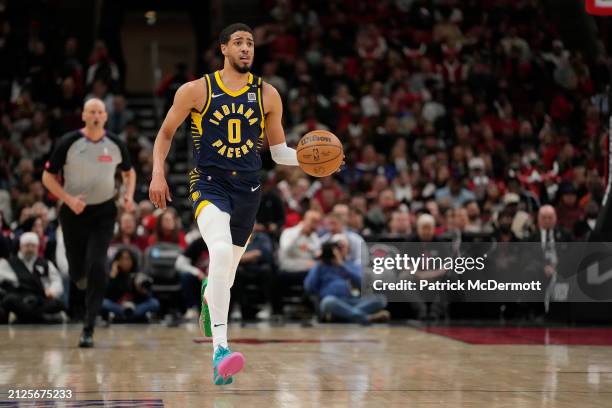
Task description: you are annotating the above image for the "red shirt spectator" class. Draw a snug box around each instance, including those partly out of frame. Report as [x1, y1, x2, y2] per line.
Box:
[148, 208, 187, 249]
[111, 212, 149, 251]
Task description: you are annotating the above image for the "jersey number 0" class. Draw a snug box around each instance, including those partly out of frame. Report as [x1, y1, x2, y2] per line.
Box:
[228, 119, 241, 143]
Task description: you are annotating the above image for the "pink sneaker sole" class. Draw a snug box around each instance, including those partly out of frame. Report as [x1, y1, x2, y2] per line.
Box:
[218, 352, 245, 379]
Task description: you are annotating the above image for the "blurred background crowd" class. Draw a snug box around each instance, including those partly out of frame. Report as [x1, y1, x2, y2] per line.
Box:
[0, 0, 610, 324]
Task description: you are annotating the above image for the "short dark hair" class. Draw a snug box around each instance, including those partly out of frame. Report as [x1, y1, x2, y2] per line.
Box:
[219, 23, 254, 44]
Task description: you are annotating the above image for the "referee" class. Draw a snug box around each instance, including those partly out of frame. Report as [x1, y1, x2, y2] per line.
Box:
[42, 98, 135, 347]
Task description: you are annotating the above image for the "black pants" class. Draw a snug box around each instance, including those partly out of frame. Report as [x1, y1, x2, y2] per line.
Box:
[231, 264, 275, 319]
[2, 292, 65, 323]
[59, 199, 116, 330]
[270, 270, 311, 315]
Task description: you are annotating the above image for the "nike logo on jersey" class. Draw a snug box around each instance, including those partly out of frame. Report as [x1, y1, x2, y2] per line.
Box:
[251, 184, 261, 192]
[211, 93, 224, 98]
[214, 323, 225, 327]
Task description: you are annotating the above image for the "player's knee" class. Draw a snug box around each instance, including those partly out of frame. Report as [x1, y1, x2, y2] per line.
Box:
[210, 241, 233, 263]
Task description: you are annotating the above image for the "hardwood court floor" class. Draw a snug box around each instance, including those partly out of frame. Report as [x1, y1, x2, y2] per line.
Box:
[1, 323, 612, 407]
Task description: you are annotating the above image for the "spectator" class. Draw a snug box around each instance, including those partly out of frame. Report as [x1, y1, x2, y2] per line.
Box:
[174, 236, 207, 319]
[312, 176, 344, 214]
[107, 95, 134, 134]
[360, 81, 388, 118]
[366, 188, 398, 233]
[555, 182, 583, 232]
[493, 208, 520, 242]
[278, 176, 311, 228]
[231, 222, 275, 320]
[101, 248, 159, 322]
[148, 208, 186, 249]
[156, 62, 195, 113]
[573, 201, 599, 241]
[278, 209, 321, 275]
[320, 205, 365, 266]
[85, 79, 114, 114]
[0, 232, 64, 323]
[463, 200, 491, 234]
[304, 237, 389, 324]
[527, 205, 572, 248]
[524, 205, 573, 318]
[435, 172, 476, 208]
[0, 211, 11, 258]
[384, 211, 412, 238]
[274, 210, 322, 315]
[256, 180, 286, 239]
[409, 214, 450, 319]
[111, 212, 149, 252]
[502, 193, 533, 240]
[86, 41, 120, 88]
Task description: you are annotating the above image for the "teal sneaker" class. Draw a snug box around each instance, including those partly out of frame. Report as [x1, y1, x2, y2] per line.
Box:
[213, 346, 245, 385]
[199, 278, 212, 337]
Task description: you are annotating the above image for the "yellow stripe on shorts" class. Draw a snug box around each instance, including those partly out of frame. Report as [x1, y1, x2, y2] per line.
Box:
[194, 199, 210, 219]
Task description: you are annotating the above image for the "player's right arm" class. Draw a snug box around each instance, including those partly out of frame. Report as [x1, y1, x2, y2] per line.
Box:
[150, 80, 205, 209]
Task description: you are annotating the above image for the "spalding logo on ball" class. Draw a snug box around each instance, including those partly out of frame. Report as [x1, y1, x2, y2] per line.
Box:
[297, 130, 344, 177]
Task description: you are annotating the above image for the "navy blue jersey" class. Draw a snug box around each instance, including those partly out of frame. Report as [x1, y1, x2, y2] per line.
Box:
[190, 71, 265, 172]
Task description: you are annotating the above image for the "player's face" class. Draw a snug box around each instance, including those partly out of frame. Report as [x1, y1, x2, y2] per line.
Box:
[222, 31, 254, 74]
[82, 101, 107, 129]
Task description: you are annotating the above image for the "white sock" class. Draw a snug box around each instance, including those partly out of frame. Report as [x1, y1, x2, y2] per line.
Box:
[228, 245, 247, 288]
[197, 204, 232, 352]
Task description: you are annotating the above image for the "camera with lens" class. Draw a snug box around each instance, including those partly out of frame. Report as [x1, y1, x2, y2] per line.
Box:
[133, 272, 153, 292]
[320, 241, 340, 265]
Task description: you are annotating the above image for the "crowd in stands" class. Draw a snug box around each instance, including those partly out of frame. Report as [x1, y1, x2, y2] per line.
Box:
[0, 0, 610, 324]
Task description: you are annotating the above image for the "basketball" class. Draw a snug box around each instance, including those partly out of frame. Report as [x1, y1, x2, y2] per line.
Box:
[296, 130, 344, 177]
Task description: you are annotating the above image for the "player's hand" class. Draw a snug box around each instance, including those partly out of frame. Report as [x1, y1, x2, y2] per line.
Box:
[149, 172, 172, 209]
[66, 194, 86, 215]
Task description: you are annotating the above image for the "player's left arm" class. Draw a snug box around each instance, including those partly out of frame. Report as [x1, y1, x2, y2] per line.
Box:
[262, 82, 299, 166]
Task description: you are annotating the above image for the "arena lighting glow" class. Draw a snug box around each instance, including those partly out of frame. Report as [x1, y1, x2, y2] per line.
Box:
[586, 0, 612, 15]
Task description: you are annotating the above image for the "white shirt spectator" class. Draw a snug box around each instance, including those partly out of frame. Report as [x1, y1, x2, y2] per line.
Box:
[0, 252, 63, 298]
[278, 223, 321, 273]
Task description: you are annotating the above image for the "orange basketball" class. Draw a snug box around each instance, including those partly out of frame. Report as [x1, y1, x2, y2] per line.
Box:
[296, 130, 344, 177]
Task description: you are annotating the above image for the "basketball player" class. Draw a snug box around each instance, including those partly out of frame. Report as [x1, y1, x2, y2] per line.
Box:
[149, 23, 304, 385]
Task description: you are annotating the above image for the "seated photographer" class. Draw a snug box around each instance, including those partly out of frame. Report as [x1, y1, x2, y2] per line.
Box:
[319, 205, 366, 266]
[101, 248, 159, 322]
[304, 235, 390, 324]
[0, 232, 64, 323]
